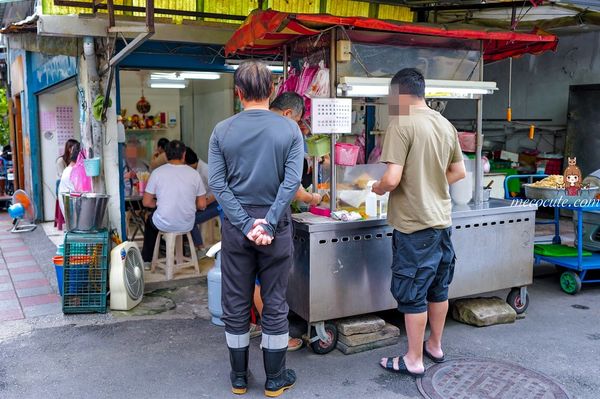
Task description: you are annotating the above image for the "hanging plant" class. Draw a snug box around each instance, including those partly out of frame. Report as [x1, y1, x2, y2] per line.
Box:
[92, 94, 112, 121]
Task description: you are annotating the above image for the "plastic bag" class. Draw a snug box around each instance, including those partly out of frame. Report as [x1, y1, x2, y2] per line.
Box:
[276, 68, 299, 96]
[305, 61, 330, 98]
[70, 151, 92, 192]
[367, 136, 383, 164]
[295, 62, 319, 97]
[354, 133, 366, 165]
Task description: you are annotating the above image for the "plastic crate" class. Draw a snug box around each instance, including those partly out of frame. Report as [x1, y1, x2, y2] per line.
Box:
[62, 230, 109, 314]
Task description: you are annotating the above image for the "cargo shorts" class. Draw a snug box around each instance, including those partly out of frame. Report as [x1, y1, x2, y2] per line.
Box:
[390, 227, 455, 314]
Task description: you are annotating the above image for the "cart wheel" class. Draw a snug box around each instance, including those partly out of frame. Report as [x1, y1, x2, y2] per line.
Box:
[560, 271, 582, 295]
[310, 323, 338, 355]
[506, 288, 529, 314]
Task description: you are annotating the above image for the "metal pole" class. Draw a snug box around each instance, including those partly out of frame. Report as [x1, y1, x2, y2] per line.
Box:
[329, 29, 337, 213]
[283, 45, 289, 81]
[474, 41, 484, 205]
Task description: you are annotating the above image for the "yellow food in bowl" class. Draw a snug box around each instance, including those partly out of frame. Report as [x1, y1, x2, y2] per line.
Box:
[530, 175, 564, 188]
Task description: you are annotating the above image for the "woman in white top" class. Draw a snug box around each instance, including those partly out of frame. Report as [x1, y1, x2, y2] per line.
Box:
[55, 139, 79, 229]
[58, 141, 81, 217]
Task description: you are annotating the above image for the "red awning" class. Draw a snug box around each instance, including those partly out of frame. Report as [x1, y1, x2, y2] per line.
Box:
[225, 10, 558, 62]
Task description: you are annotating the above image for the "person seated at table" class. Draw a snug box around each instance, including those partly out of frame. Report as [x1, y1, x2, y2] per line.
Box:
[123, 143, 149, 196]
[150, 137, 169, 171]
[141, 140, 207, 269]
[270, 92, 321, 206]
[184, 148, 220, 258]
[57, 142, 81, 217]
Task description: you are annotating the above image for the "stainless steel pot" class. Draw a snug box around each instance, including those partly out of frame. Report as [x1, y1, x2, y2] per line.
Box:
[64, 193, 110, 232]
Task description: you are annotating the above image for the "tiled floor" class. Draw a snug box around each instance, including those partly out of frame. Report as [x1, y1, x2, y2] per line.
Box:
[0, 215, 61, 322]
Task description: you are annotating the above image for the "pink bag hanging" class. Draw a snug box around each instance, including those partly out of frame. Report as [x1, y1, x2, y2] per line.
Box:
[305, 61, 330, 98]
[354, 133, 366, 165]
[367, 136, 383, 164]
[295, 62, 319, 97]
[277, 68, 299, 96]
[70, 151, 92, 192]
[297, 62, 323, 116]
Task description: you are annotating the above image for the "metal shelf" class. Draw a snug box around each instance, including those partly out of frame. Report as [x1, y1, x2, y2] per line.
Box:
[125, 128, 167, 134]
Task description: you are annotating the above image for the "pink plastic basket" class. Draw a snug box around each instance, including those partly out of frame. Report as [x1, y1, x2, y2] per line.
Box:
[335, 143, 360, 166]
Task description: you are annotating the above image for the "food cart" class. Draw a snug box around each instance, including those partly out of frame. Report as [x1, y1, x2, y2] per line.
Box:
[225, 10, 558, 353]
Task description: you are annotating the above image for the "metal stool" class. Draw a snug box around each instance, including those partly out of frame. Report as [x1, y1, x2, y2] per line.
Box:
[151, 231, 199, 280]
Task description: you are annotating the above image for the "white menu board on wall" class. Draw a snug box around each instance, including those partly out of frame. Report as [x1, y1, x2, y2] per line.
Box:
[310, 98, 352, 134]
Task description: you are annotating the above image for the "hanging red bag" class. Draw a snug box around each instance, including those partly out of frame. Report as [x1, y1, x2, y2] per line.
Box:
[70, 151, 92, 192]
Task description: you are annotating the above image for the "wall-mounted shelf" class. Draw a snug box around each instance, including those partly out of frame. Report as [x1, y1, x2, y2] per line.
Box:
[125, 128, 168, 134]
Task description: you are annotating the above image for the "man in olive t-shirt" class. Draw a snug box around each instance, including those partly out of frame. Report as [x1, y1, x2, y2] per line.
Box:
[372, 68, 466, 378]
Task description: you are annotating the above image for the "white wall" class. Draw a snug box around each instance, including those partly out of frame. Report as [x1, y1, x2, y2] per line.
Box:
[181, 75, 234, 160]
[38, 83, 81, 221]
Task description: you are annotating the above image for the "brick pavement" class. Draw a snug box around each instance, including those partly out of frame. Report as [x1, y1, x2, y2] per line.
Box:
[0, 214, 61, 322]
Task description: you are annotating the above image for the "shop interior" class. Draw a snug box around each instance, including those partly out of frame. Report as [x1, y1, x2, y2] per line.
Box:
[38, 79, 81, 222]
[118, 68, 236, 281]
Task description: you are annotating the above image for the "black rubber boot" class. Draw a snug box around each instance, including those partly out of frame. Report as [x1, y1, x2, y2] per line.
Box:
[229, 347, 249, 395]
[263, 348, 296, 397]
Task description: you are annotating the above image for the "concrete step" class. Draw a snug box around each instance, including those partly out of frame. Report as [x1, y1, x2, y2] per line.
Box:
[335, 315, 385, 336]
[338, 323, 400, 347]
[452, 297, 516, 327]
[337, 336, 400, 355]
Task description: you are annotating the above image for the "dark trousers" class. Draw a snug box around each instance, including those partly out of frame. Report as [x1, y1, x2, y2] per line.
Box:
[190, 201, 221, 246]
[221, 206, 293, 336]
[141, 213, 159, 262]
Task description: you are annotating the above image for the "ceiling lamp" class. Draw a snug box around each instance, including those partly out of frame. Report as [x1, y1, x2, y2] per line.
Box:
[148, 79, 189, 89]
[149, 71, 221, 81]
[337, 77, 498, 99]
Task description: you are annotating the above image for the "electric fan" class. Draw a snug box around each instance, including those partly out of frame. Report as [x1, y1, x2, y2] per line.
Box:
[8, 189, 37, 233]
[110, 241, 144, 310]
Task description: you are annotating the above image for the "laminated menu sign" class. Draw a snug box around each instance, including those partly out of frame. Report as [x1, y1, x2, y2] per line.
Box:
[311, 98, 352, 134]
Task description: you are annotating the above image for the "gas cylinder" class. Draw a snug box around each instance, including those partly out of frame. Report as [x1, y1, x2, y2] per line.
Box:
[206, 242, 224, 326]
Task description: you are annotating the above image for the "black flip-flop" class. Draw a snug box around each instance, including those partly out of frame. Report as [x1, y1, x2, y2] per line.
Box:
[423, 341, 445, 363]
[380, 356, 425, 378]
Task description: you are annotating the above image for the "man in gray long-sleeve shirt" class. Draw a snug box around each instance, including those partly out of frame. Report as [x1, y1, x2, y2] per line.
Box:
[208, 60, 303, 398]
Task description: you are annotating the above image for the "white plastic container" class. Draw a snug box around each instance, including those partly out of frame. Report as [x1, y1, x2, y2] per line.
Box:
[379, 193, 389, 218]
[450, 171, 473, 205]
[365, 181, 378, 217]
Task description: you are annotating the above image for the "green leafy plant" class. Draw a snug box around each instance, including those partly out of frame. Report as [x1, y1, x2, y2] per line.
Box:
[0, 88, 9, 146]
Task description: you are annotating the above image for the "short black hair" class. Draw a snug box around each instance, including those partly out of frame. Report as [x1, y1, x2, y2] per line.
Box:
[270, 92, 305, 118]
[165, 140, 186, 161]
[157, 138, 170, 150]
[69, 143, 81, 164]
[185, 147, 199, 166]
[390, 68, 425, 98]
[234, 60, 273, 102]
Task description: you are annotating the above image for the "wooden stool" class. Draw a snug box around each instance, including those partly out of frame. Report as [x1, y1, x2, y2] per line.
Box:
[151, 231, 199, 280]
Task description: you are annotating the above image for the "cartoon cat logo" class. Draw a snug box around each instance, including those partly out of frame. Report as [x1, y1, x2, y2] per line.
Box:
[563, 157, 582, 196]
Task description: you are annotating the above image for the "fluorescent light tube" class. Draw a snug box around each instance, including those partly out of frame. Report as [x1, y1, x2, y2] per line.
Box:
[179, 72, 220, 80]
[337, 77, 498, 98]
[150, 82, 187, 89]
[150, 72, 220, 81]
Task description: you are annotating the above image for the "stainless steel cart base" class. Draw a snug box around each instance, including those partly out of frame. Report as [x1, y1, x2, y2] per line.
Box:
[289, 200, 537, 353]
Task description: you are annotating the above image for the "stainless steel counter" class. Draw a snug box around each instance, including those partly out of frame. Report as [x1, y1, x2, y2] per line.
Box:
[292, 199, 534, 231]
[289, 198, 537, 325]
